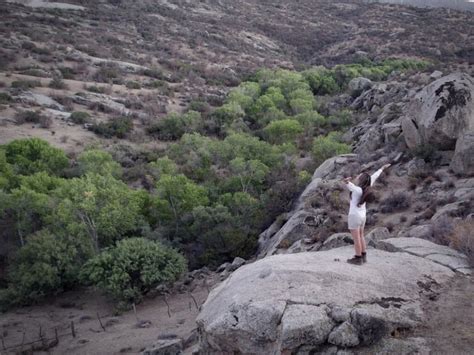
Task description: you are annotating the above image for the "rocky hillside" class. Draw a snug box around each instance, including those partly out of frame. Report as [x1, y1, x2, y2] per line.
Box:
[0, 0, 473, 153]
[195, 72, 474, 354]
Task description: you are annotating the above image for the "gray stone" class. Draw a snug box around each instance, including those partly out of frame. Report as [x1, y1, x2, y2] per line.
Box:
[348, 77, 373, 97]
[312, 154, 358, 180]
[430, 70, 443, 79]
[451, 131, 474, 176]
[320, 233, 353, 251]
[196, 246, 455, 354]
[376, 237, 469, 273]
[406, 225, 434, 239]
[227, 257, 245, 271]
[454, 188, 474, 200]
[258, 209, 324, 257]
[17, 92, 65, 111]
[365, 227, 391, 247]
[281, 304, 335, 350]
[329, 306, 351, 323]
[142, 338, 183, 355]
[328, 321, 360, 347]
[402, 73, 474, 150]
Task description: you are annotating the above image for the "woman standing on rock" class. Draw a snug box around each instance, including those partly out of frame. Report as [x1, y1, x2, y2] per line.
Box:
[342, 164, 391, 265]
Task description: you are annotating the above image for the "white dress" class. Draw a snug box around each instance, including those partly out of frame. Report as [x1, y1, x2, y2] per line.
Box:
[346, 168, 383, 230]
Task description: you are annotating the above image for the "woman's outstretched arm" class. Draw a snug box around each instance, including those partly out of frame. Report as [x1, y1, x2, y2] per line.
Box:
[370, 164, 391, 186]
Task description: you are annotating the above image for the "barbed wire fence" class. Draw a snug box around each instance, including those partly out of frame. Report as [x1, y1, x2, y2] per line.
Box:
[0, 280, 211, 353]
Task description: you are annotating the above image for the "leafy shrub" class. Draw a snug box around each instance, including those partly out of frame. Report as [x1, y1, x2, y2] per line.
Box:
[11, 80, 42, 89]
[77, 149, 122, 177]
[147, 111, 202, 140]
[0, 92, 12, 104]
[412, 144, 437, 163]
[15, 110, 52, 128]
[90, 117, 133, 138]
[80, 238, 186, 305]
[4, 138, 68, 176]
[93, 62, 122, 83]
[312, 132, 351, 165]
[263, 119, 303, 144]
[85, 85, 110, 94]
[58, 66, 77, 80]
[48, 77, 68, 90]
[125, 81, 141, 89]
[69, 111, 91, 124]
[448, 219, 474, 266]
[380, 192, 411, 213]
[0, 231, 87, 308]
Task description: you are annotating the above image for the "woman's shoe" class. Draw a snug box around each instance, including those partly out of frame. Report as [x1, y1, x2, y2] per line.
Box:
[362, 252, 367, 263]
[346, 255, 363, 265]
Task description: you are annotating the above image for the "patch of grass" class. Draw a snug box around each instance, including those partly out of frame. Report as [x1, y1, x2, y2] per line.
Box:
[69, 111, 91, 124]
[11, 80, 42, 89]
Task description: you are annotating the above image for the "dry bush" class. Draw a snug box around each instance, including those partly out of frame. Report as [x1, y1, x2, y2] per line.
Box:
[380, 191, 411, 213]
[448, 219, 474, 266]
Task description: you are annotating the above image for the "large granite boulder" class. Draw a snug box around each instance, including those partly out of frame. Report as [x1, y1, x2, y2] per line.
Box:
[451, 131, 474, 176]
[197, 241, 464, 354]
[402, 73, 474, 150]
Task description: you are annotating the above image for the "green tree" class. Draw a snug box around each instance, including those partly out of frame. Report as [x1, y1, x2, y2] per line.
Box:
[189, 204, 257, 267]
[148, 156, 178, 181]
[52, 174, 146, 252]
[81, 238, 186, 306]
[263, 119, 303, 144]
[0, 231, 87, 308]
[77, 149, 122, 177]
[312, 132, 351, 165]
[154, 174, 209, 240]
[4, 138, 68, 176]
[228, 158, 270, 194]
[302, 68, 340, 95]
[227, 82, 261, 111]
[0, 149, 13, 190]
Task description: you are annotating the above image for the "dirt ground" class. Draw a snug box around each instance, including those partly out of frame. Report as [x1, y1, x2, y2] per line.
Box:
[0, 275, 220, 355]
[414, 274, 474, 355]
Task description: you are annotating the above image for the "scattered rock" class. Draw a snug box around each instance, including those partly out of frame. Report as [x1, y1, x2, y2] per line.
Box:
[319, 233, 353, 251]
[348, 77, 373, 97]
[142, 338, 183, 355]
[365, 227, 391, 247]
[328, 321, 360, 347]
[451, 131, 474, 176]
[281, 304, 335, 350]
[227, 257, 246, 272]
[402, 73, 474, 150]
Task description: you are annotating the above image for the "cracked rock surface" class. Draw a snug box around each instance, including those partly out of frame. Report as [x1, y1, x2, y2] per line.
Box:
[196, 241, 465, 353]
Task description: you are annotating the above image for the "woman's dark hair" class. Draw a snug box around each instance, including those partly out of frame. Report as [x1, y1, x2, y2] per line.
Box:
[357, 172, 374, 207]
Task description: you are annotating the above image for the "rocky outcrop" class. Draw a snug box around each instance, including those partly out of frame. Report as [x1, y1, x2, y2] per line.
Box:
[197, 240, 466, 354]
[348, 77, 373, 97]
[377, 237, 472, 275]
[258, 154, 358, 257]
[451, 131, 474, 176]
[401, 73, 474, 150]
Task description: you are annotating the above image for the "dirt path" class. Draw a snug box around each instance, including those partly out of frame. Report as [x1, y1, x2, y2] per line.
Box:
[414, 274, 474, 354]
[0, 275, 220, 354]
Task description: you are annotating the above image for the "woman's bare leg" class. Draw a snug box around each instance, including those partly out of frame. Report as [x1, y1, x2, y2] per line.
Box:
[350, 229, 362, 256]
[359, 226, 366, 254]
